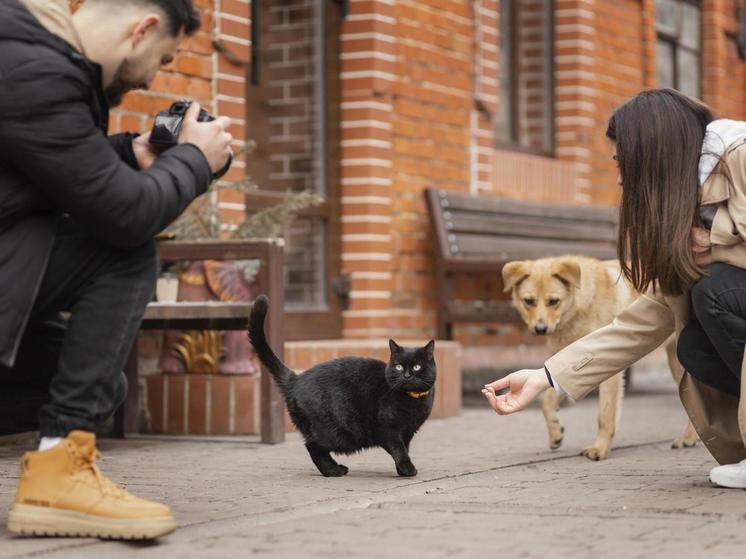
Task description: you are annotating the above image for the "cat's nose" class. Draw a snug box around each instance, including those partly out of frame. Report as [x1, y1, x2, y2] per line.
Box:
[404, 372, 411, 378]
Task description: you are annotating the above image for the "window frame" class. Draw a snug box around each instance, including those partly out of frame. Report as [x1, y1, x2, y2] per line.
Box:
[495, 0, 556, 157]
[655, 0, 702, 98]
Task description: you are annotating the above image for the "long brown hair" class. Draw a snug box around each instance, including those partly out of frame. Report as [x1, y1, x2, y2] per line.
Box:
[607, 89, 714, 296]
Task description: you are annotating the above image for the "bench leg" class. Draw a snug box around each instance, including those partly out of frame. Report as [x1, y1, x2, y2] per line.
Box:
[113, 346, 139, 438]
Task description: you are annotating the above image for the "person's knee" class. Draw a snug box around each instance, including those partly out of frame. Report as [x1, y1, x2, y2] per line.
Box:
[676, 325, 696, 368]
[120, 240, 159, 299]
[128, 240, 159, 277]
[690, 275, 718, 323]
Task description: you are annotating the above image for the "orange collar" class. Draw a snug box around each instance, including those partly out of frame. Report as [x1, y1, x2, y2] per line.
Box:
[406, 389, 431, 399]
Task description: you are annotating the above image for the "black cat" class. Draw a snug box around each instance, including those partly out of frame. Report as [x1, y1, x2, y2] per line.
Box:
[248, 295, 436, 477]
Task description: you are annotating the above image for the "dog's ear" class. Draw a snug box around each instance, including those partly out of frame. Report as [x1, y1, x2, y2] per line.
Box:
[502, 261, 531, 293]
[552, 259, 581, 289]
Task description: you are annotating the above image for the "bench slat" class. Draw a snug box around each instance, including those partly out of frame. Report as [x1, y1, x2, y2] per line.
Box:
[143, 302, 253, 320]
[447, 301, 520, 323]
[446, 213, 617, 243]
[436, 190, 618, 223]
[450, 234, 616, 261]
[140, 302, 253, 330]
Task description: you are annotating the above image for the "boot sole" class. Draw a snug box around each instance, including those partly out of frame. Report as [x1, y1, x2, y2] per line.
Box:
[7, 504, 177, 540]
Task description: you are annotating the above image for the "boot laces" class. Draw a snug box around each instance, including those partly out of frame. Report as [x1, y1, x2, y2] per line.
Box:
[71, 444, 129, 498]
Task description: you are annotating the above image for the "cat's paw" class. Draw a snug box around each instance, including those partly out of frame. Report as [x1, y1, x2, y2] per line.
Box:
[396, 461, 418, 477]
[321, 464, 349, 477]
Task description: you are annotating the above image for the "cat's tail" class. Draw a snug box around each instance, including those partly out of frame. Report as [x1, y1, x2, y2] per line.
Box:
[248, 295, 296, 390]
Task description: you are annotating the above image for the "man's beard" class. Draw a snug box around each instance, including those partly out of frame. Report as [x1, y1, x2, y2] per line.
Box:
[104, 59, 147, 107]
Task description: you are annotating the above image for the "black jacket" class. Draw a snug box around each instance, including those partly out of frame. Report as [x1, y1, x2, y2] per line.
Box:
[0, 0, 212, 367]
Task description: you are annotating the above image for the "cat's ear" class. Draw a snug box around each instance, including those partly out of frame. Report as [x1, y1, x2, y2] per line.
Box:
[389, 339, 401, 354]
[423, 339, 435, 360]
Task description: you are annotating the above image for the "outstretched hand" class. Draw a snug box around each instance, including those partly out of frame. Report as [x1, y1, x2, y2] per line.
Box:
[481, 368, 550, 415]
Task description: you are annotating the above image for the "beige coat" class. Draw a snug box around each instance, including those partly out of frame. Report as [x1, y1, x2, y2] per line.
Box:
[547, 139, 746, 466]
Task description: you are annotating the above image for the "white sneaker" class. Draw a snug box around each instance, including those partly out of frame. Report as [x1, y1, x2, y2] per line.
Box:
[709, 458, 746, 489]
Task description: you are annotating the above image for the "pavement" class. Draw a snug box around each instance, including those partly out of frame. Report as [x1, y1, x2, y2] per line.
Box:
[0, 387, 744, 559]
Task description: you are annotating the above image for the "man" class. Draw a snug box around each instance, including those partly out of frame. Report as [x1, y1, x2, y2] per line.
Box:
[0, 0, 232, 539]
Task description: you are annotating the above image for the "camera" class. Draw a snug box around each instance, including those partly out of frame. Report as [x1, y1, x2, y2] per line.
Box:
[150, 100, 233, 179]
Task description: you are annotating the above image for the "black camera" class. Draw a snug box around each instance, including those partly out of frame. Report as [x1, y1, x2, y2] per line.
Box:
[150, 100, 232, 179]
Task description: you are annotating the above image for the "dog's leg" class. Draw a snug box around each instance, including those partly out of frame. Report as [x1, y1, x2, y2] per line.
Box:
[663, 336, 700, 449]
[581, 373, 624, 461]
[672, 421, 700, 448]
[539, 388, 565, 450]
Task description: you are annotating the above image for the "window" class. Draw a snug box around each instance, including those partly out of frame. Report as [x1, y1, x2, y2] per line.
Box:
[496, 0, 554, 155]
[246, 1, 344, 340]
[655, 0, 701, 98]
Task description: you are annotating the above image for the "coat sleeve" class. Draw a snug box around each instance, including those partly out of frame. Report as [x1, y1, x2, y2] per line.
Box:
[545, 291, 676, 401]
[722, 143, 746, 242]
[107, 133, 140, 170]
[0, 58, 212, 249]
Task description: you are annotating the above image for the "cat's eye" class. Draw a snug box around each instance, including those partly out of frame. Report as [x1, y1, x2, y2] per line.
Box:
[395, 364, 404, 371]
[547, 297, 560, 307]
[523, 297, 536, 307]
[413, 364, 422, 371]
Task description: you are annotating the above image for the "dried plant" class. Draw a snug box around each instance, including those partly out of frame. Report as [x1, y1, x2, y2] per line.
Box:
[171, 331, 223, 375]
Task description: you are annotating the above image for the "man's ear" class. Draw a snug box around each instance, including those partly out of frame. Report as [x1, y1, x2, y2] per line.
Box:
[131, 13, 162, 47]
[502, 261, 530, 293]
[552, 258, 581, 289]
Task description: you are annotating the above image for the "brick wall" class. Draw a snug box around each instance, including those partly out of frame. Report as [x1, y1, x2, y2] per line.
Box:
[74, 0, 746, 355]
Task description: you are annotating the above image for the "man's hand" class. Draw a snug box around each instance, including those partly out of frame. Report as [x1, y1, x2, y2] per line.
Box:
[178, 102, 233, 175]
[132, 132, 159, 170]
[691, 226, 712, 268]
[482, 368, 550, 415]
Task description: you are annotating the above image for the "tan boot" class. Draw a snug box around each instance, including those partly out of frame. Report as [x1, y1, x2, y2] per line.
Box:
[7, 431, 176, 540]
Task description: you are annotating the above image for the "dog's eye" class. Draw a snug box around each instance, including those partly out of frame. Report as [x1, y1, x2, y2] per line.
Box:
[395, 364, 404, 371]
[523, 297, 536, 307]
[413, 364, 422, 372]
[547, 297, 560, 307]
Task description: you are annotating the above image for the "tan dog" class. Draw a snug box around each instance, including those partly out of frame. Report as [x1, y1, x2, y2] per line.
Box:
[503, 255, 699, 460]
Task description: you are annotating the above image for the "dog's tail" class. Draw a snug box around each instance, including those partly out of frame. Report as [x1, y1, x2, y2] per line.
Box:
[248, 295, 296, 391]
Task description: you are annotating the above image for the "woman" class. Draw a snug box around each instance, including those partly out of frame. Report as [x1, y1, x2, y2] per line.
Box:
[483, 89, 746, 488]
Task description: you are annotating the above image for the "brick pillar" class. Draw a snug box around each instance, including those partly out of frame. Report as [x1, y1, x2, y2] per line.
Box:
[339, 0, 397, 338]
[214, 0, 251, 227]
[553, 0, 597, 204]
[640, 0, 657, 90]
[472, 0, 499, 195]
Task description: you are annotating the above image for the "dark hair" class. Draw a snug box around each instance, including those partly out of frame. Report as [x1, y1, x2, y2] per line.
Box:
[607, 89, 714, 296]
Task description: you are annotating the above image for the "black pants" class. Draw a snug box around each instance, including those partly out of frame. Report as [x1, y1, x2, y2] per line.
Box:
[0, 218, 157, 436]
[677, 262, 746, 397]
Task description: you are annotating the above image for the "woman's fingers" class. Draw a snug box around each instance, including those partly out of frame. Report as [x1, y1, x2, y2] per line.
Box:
[484, 375, 511, 392]
[482, 387, 519, 415]
[481, 387, 501, 414]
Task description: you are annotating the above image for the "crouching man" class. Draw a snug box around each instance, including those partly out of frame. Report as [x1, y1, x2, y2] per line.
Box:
[0, 0, 232, 539]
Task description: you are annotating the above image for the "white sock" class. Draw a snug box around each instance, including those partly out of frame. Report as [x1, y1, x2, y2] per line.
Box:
[38, 437, 63, 452]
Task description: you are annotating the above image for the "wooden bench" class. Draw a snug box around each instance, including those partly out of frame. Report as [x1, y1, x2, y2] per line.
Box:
[424, 188, 618, 339]
[113, 239, 286, 444]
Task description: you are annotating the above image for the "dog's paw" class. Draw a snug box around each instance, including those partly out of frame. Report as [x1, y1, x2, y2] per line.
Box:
[549, 426, 565, 450]
[581, 445, 610, 461]
[671, 436, 698, 449]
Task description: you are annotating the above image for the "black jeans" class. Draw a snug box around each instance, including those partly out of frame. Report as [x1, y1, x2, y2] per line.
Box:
[677, 262, 746, 397]
[0, 218, 157, 436]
